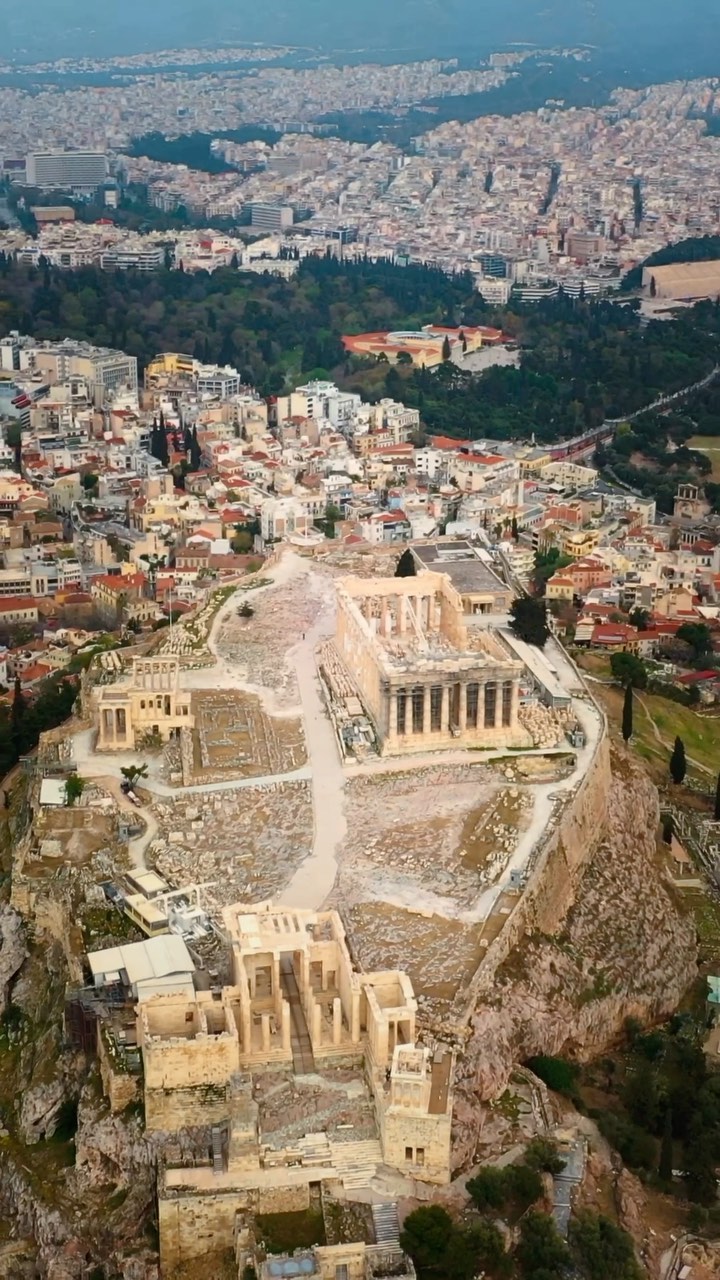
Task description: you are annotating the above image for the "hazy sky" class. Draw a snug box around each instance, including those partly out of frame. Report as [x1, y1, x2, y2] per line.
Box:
[6, 0, 720, 65]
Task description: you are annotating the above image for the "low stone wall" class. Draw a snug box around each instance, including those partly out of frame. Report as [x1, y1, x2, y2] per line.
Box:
[159, 1180, 309, 1271]
[146, 1081, 232, 1133]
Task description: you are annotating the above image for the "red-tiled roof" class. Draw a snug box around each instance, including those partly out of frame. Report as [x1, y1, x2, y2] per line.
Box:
[0, 596, 39, 613]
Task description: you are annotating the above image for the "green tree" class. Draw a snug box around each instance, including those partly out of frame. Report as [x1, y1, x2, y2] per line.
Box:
[515, 1212, 570, 1277]
[400, 1205, 454, 1273]
[524, 1137, 565, 1175]
[120, 763, 149, 788]
[441, 334, 452, 362]
[610, 651, 647, 689]
[65, 774, 86, 807]
[683, 1119, 718, 1204]
[463, 1219, 507, 1275]
[622, 683, 633, 742]
[629, 607, 651, 630]
[669, 735, 687, 785]
[82, 472, 99, 492]
[569, 1210, 643, 1280]
[509, 597, 550, 647]
[395, 548, 417, 578]
[189, 425, 203, 471]
[511, 515, 519, 541]
[623, 1062, 662, 1133]
[10, 675, 26, 752]
[677, 622, 713, 659]
[232, 530, 253, 553]
[659, 1107, 674, 1182]
[505, 1162, 543, 1211]
[466, 1166, 508, 1211]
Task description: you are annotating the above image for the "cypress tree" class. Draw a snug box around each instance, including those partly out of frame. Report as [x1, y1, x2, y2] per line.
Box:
[10, 676, 26, 757]
[395, 549, 417, 578]
[190, 426, 202, 471]
[441, 334, 452, 362]
[669, 736, 687, 786]
[622, 683, 633, 742]
[659, 1108, 674, 1182]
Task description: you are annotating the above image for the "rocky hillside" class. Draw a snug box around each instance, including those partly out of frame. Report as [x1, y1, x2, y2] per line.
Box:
[452, 750, 698, 1170]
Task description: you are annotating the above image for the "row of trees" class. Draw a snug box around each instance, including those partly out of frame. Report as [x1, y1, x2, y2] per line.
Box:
[148, 414, 202, 474]
[530, 1018, 720, 1209]
[0, 674, 77, 778]
[400, 1195, 641, 1279]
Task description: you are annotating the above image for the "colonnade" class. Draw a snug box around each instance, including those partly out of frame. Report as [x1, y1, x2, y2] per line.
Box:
[389, 678, 519, 739]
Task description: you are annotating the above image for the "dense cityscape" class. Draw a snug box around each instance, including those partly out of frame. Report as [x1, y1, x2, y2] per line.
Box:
[1, 16, 720, 1280]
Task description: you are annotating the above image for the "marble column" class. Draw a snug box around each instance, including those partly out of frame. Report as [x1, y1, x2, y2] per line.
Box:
[388, 689, 398, 740]
[511, 680, 520, 726]
[422, 686, 431, 734]
[441, 685, 450, 733]
[495, 682, 504, 730]
[281, 1001, 291, 1053]
[458, 683, 467, 732]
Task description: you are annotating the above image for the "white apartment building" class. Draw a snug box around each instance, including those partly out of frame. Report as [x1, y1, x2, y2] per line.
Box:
[475, 277, 512, 305]
[18, 339, 137, 408]
[101, 244, 164, 271]
[278, 381, 362, 430]
[368, 399, 421, 442]
[260, 497, 312, 543]
[196, 366, 243, 399]
[26, 150, 107, 190]
[414, 448, 445, 481]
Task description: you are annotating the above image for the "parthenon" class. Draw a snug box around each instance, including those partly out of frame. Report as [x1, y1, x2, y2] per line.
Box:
[335, 572, 529, 754]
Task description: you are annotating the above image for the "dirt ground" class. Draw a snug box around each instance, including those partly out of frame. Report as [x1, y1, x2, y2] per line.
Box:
[213, 568, 336, 711]
[190, 689, 306, 781]
[334, 765, 534, 911]
[345, 900, 486, 1022]
[149, 781, 314, 906]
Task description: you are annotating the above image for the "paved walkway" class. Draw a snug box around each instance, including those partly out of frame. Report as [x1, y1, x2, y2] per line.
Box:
[278, 585, 347, 910]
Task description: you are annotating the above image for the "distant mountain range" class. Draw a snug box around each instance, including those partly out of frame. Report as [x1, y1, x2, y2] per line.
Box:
[7, 0, 720, 73]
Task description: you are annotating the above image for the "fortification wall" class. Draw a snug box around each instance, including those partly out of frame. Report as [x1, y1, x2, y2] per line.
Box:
[159, 1182, 309, 1271]
[452, 714, 611, 1028]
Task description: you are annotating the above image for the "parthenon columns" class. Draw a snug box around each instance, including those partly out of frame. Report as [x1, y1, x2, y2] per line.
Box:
[423, 686, 431, 733]
[458, 683, 467, 731]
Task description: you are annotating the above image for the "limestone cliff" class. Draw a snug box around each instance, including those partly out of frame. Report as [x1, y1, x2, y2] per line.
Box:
[452, 752, 697, 1170]
[0, 904, 26, 1009]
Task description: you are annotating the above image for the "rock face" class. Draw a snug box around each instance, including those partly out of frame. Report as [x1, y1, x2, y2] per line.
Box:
[18, 1077, 70, 1144]
[452, 753, 697, 1170]
[0, 904, 26, 1009]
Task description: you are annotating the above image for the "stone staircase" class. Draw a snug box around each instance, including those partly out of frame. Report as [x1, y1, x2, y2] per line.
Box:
[329, 1137, 383, 1190]
[372, 1202, 400, 1246]
[297, 1131, 332, 1167]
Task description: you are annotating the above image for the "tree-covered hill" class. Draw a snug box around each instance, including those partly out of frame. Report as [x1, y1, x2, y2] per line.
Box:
[1, 255, 720, 448]
[0, 254, 482, 397]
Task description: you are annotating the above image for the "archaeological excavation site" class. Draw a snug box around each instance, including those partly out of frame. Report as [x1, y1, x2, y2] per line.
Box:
[0, 546, 715, 1280]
